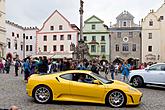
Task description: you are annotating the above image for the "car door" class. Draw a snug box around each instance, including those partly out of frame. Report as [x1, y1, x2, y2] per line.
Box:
[159, 64, 165, 84]
[144, 64, 163, 83]
[52, 74, 72, 100]
[70, 73, 106, 103]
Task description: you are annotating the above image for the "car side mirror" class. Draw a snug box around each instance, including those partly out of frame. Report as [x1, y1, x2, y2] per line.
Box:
[145, 68, 149, 71]
[93, 80, 100, 85]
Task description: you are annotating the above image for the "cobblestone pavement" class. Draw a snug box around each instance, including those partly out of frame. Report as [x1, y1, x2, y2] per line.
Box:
[0, 67, 165, 110]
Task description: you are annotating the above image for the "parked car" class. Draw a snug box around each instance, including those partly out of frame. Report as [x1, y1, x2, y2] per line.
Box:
[129, 63, 165, 88]
[26, 70, 142, 108]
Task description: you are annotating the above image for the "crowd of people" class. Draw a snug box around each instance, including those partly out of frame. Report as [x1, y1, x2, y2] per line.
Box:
[0, 56, 157, 83]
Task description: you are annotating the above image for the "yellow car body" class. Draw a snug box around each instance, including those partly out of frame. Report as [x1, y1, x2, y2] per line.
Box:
[26, 70, 142, 107]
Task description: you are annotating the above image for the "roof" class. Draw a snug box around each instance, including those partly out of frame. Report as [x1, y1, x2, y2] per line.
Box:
[84, 15, 104, 23]
[116, 11, 134, 20]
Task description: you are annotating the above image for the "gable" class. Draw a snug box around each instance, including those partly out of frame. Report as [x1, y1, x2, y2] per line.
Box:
[38, 10, 77, 32]
[84, 15, 104, 24]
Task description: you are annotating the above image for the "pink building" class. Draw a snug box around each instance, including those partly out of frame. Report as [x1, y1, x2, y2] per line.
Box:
[36, 10, 79, 59]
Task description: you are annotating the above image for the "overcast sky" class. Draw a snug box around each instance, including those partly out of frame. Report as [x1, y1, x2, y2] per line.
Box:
[6, 0, 164, 28]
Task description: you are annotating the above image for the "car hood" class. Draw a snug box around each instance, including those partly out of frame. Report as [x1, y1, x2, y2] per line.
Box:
[105, 80, 140, 92]
[130, 69, 145, 73]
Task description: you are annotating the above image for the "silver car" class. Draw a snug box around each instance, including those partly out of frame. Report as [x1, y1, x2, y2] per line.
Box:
[129, 63, 165, 87]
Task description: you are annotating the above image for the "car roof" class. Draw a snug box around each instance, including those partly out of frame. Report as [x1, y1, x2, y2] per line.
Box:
[59, 70, 92, 74]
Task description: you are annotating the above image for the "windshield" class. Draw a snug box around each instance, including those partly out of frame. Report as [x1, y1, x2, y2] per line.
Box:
[90, 73, 113, 84]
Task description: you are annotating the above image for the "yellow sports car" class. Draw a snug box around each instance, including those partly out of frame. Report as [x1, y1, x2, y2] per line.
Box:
[26, 70, 142, 108]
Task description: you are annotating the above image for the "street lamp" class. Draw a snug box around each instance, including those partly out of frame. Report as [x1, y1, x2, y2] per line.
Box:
[23, 33, 26, 59]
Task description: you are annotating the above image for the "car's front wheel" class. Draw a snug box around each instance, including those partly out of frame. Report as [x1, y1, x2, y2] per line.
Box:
[106, 90, 126, 108]
[132, 76, 143, 88]
[33, 85, 52, 103]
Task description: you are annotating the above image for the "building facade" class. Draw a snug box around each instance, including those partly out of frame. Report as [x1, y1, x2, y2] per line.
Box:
[36, 10, 79, 59]
[83, 15, 110, 61]
[0, 0, 6, 57]
[141, 3, 165, 63]
[110, 11, 141, 65]
[5, 20, 38, 60]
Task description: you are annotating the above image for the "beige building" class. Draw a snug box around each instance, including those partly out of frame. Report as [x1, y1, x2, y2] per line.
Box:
[142, 2, 165, 63]
[0, 0, 6, 57]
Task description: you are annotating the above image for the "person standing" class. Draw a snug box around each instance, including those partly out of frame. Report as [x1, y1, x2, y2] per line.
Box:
[121, 61, 131, 82]
[14, 60, 20, 76]
[5, 59, 11, 74]
[23, 59, 31, 81]
[109, 63, 115, 80]
[0, 59, 4, 73]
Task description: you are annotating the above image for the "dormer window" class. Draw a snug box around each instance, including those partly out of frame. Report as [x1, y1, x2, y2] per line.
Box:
[123, 22, 127, 26]
[59, 25, 63, 30]
[149, 20, 153, 26]
[50, 26, 54, 30]
[92, 25, 96, 30]
[160, 16, 164, 20]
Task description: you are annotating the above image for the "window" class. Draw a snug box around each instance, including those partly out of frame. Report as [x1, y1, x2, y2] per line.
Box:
[8, 42, 11, 49]
[67, 34, 71, 40]
[15, 43, 17, 50]
[30, 45, 32, 51]
[91, 45, 96, 52]
[160, 16, 164, 20]
[43, 35, 47, 41]
[122, 44, 129, 51]
[60, 74, 73, 80]
[117, 32, 121, 38]
[30, 36, 32, 39]
[17, 34, 19, 38]
[101, 36, 105, 41]
[92, 25, 96, 30]
[60, 45, 64, 51]
[21, 45, 23, 51]
[53, 45, 56, 51]
[149, 21, 153, 26]
[148, 33, 152, 39]
[84, 36, 87, 41]
[92, 36, 96, 41]
[26, 36, 28, 39]
[59, 25, 63, 30]
[12, 32, 14, 36]
[123, 22, 127, 26]
[44, 45, 47, 52]
[50, 26, 54, 30]
[53, 35, 57, 40]
[116, 44, 119, 51]
[26, 45, 29, 51]
[129, 32, 133, 38]
[149, 65, 161, 71]
[132, 44, 136, 51]
[101, 45, 106, 53]
[148, 46, 152, 52]
[60, 35, 64, 40]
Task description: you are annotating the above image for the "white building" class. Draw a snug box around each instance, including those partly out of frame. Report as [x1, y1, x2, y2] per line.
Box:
[0, 0, 6, 57]
[36, 10, 79, 59]
[5, 20, 38, 60]
[142, 2, 165, 63]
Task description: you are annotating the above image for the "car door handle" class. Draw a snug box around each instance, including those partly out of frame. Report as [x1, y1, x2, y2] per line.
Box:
[56, 77, 60, 82]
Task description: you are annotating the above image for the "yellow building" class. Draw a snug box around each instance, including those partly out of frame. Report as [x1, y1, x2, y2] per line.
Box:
[0, 0, 6, 57]
[142, 2, 165, 63]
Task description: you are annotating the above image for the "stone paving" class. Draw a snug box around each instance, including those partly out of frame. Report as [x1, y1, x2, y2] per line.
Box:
[0, 67, 165, 110]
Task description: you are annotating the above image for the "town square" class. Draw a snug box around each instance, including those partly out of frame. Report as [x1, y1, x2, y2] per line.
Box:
[0, 0, 165, 110]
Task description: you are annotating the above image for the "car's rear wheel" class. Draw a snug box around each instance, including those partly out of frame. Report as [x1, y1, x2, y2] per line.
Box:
[106, 90, 126, 108]
[33, 85, 52, 103]
[132, 76, 143, 88]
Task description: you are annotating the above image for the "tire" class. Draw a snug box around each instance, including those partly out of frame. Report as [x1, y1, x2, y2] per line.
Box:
[106, 90, 126, 108]
[132, 76, 143, 88]
[33, 85, 52, 103]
